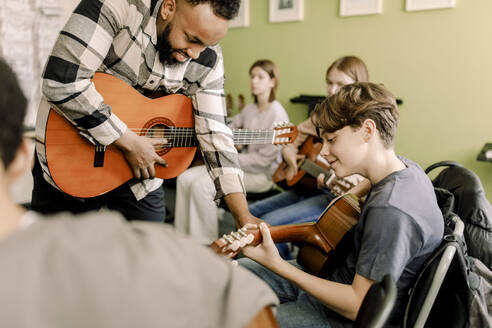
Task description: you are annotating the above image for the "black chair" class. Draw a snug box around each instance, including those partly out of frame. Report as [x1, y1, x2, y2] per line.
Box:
[402, 160, 492, 327]
[425, 161, 492, 269]
[354, 274, 397, 328]
[403, 214, 465, 328]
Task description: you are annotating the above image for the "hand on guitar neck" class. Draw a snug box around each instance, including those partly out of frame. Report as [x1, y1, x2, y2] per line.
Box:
[210, 222, 275, 261]
[211, 194, 362, 276]
[242, 223, 284, 270]
[113, 129, 168, 180]
[276, 136, 365, 197]
[281, 147, 302, 180]
[317, 173, 354, 195]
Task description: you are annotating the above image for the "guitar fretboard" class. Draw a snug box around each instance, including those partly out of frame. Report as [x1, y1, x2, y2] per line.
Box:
[147, 127, 276, 147]
[299, 158, 333, 181]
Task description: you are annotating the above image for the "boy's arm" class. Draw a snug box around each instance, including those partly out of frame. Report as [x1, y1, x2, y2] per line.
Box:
[275, 261, 373, 320]
[243, 223, 374, 321]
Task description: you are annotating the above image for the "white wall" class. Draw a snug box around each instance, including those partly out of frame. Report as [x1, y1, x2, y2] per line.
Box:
[61, 0, 80, 25]
[10, 0, 80, 205]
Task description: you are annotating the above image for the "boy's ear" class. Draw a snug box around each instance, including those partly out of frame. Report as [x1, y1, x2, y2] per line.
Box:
[160, 0, 177, 20]
[5, 140, 33, 185]
[361, 118, 377, 142]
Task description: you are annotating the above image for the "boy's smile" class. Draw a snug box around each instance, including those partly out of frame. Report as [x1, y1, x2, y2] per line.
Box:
[319, 125, 367, 179]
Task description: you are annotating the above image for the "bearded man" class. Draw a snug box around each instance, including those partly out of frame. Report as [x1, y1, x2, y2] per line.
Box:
[33, 0, 261, 227]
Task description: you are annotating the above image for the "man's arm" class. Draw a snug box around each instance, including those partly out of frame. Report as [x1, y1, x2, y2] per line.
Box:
[42, 1, 164, 178]
[42, 0, 127, 146]
[192, 46, 262, 226]
[224, 192, 263, 227]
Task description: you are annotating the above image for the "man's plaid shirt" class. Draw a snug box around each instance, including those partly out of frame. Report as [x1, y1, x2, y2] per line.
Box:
[35, 0, 245, 201]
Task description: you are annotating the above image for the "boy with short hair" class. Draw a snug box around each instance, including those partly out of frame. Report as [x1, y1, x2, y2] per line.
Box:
[240, 82, 444, 327]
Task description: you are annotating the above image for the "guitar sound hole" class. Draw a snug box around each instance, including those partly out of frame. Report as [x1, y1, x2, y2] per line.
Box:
[141, 117, 174, 156]
[145, 124, 169, 155]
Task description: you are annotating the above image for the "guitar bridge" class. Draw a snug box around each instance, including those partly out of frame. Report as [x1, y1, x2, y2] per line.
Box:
[93, 144, 106, 167]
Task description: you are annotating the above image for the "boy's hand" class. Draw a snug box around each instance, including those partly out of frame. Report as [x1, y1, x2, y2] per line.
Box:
[242, 223, 282, 267]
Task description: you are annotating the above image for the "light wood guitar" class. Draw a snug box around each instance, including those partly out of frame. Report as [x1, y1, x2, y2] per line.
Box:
[44, 73, 297, 198]
[272, 135, 353, 196]
[273, 135, 332, 190]
[210, 193, 361, 276]
[246, 307, 278, 328]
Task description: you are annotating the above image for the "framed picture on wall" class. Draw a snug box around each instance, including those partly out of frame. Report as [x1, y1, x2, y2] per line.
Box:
[340, 0, 382, 16]
[406, 0, 455, 11]
[269, 0, 304, 23]
[230, 0, 249, 28]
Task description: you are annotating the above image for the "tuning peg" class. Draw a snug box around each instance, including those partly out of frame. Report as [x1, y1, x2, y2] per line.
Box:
[229, 240, 241, 251]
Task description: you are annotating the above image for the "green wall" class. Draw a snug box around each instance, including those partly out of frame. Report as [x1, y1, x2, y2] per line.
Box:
[220, 0, 492, 202]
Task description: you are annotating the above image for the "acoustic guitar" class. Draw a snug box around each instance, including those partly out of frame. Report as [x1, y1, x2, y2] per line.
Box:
[272, 135, 333, 191]
[272, 135, 354, 196]
[44, 73, 297, 198]
[210, 193, 361, 276]
[246, 307, 278, 328]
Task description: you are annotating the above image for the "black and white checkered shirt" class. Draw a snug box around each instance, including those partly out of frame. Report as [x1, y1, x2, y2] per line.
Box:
[35, 0, 245, 201]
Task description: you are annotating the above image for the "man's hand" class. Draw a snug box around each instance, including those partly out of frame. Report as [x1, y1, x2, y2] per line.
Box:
[113, 129, 168, 180]
[236, 211, 265, 228]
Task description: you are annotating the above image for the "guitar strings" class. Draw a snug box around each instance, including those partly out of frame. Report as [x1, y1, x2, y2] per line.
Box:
[127, 127, 293, 149]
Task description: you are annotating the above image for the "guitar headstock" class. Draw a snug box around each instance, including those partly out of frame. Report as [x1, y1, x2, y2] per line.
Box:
[210, 226, 259, 257]
[272, 122, 298, 145]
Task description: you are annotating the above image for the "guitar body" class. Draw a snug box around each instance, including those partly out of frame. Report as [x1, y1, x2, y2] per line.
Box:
[45, 73, 195, 198]
[272, 135, 328, 191]
[211, 194, 362, 276]
[296, 193, 360, 276]
[246, 307, 278, 328]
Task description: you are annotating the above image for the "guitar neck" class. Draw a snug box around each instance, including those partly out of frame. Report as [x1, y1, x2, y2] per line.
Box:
[232, 129, 275, 145]
[159, 128, 275, 147]
[299, 158, 333, 180]
[249, 223, 331, 254]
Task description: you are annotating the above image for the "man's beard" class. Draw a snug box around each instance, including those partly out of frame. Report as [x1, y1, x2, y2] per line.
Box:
[157, 23, 188, 65]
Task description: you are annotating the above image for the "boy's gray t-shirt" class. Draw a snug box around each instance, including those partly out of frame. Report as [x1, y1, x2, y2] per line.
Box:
[328, 156, 444, 326]
[0, 212, 278, 328]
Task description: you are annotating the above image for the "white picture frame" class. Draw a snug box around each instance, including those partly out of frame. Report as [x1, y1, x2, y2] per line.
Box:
[406, 0, 455, 11]
[230, 0, 249, 28]
[269, 0, 304, 23]
[340, 0, 382, 17]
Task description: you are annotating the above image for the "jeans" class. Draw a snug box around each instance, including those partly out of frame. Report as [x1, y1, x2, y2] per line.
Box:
[248, 189, 336, 259]
[31, 156, 165, 222]
[248, 189, 336, 225]
[239, 258, 338, 328]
